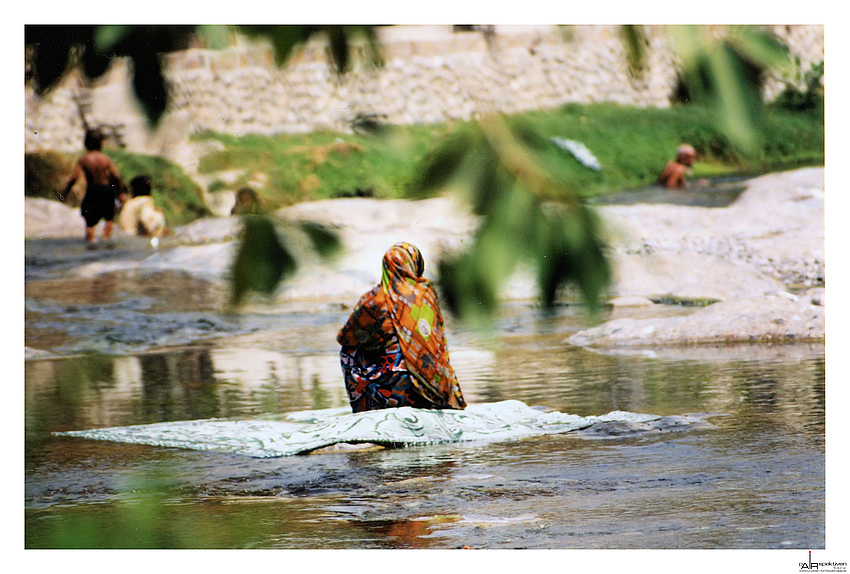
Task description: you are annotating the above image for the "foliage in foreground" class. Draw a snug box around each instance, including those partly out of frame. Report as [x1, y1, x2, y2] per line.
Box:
[25, 24, 825, 323]
[193, 99, 823, 209]
[410, 116, 611, 322]
[25, 25, 378, 126]
[207, 96, 823, 315]
[195, 123, 449, 207]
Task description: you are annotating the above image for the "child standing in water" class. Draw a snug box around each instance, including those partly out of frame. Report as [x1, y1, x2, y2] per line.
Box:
[62, 128, 127, 248]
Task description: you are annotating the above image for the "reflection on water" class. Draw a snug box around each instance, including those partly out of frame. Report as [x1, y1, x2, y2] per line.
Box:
[25, 335, 825, 441]
[25, 302, 825, 549]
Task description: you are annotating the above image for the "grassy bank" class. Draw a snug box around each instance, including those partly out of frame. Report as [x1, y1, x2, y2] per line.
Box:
[195, 101, 824, 208]
[109, 150, 211, 226]
[25, 149, 209, 227]
[194, 123, 453, 205]
[516, 101, 824, 195]
[26, 101, 823, 226]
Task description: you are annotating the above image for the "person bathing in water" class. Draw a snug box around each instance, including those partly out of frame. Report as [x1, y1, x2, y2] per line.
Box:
[337, 242, 466, 413]
[62, 128, 128, 248]
[658, 144, 699, 189]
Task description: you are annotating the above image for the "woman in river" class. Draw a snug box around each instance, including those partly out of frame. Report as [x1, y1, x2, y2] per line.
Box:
[337, 242, 466, 413]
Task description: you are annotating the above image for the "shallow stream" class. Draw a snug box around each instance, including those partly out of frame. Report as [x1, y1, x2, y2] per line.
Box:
[587, 177, 749, 208]
[24, 266, 825, 549]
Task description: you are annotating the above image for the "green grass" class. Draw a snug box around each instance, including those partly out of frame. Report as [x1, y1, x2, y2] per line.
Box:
[194, 123, 454, 206]
[25, 148, 209, 227]
[194, 101, 824, 209]
[510, 101, 824, 197]
[109, 150, 210, 226]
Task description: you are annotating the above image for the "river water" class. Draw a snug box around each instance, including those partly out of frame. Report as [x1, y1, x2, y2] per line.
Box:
[24, 263, 825, 550]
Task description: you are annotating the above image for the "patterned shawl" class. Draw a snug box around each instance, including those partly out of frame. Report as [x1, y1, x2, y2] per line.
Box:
[338, 242, 466, 409]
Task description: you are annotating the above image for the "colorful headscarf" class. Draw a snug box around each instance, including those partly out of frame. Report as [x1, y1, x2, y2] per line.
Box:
[338, 242, 465, 409]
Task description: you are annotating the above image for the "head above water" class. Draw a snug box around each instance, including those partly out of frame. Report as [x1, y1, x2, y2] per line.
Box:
[676, 144, 696, 166]
[84, 129, 104, 151]
[383, 242, 425, 279]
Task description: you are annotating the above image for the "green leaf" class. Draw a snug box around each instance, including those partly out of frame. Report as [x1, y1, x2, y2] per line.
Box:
[82, 34, 112, 80]
[238, 25, 312, 67]
[360, 25, 385, 69]
[620, 25, 648, 77]
[727, 27, 791, 71]
[409, 126, 476, 198]
[423, 115, 612, 322]
[195, 25, 232, 50]
[327, 26, 350, 73]
[565, 207, 611, 313]
[669, 25, 776, 153]
[437, 249, 500, 327]
[230, 216, 297, 306]
[26, 25, 75, 94]
[463, 145, 502, 215]
[706, 44, 762, 152]
[130, 50, 169, 126]
[299, 221, 342, 260]
[93, 25, 132, 53]
[668, 25, 702, 68]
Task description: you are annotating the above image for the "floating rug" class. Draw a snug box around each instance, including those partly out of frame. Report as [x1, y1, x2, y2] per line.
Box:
[55, 400, 706, 458]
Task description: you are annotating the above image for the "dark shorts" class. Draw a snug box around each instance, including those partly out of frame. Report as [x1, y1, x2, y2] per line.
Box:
[80, 184, 116, 227]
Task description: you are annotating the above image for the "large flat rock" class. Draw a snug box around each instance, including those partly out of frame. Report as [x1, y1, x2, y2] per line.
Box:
[568, 291, 825, 347]
[26, 167, 826, 344]
[568, 167, 825, 347]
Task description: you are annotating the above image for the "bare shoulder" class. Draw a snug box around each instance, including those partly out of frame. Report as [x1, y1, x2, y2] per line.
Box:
[83, 150, 113, 167]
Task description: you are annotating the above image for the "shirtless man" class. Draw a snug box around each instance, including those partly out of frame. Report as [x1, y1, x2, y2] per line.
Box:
[62, 129, 127, 248]
[658, 144, 697, 189]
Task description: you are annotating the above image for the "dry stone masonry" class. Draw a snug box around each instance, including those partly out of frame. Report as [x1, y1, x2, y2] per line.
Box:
[25, 25, 824, 158]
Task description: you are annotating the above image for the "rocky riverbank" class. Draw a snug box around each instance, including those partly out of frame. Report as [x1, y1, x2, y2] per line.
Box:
[25, 167, 825, 352]
[575, 167, 825, 347]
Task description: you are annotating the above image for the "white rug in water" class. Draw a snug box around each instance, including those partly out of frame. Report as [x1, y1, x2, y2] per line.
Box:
[55, 400, 662, 458]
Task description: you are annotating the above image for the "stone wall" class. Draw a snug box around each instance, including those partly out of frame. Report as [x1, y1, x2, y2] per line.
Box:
[25, 25, 824, 159]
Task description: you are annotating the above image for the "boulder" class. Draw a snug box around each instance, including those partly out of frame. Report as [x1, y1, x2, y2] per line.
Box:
[25, 197, 85, 239]
[567, 290, 825, 347]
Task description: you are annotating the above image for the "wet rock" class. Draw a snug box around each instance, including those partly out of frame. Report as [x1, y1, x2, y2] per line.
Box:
[567, 293, 824, 347]
[607, 296, 655, 308]
[25, 347, 55, 359]
[26, 168, 825, 346]
[173, 216, 242, 244]
[308, 442, 385, 454]
[572, 167, 826, 346]
[579, 341, 824, 362]
[574, 414, 719, 437]
[600, 167, 824, 290]
[274, 197, 482, 301]
[609, 252, 785, 302]
[139, 243, 237, 278]
[25, 198, 86, 239]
